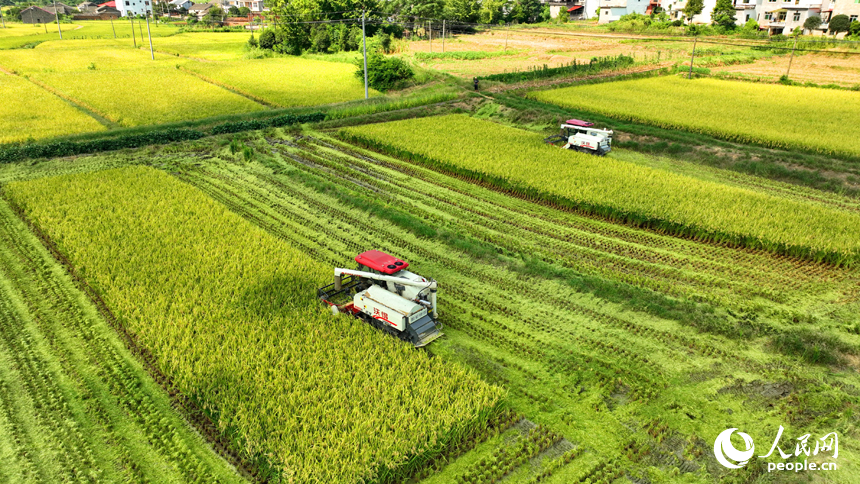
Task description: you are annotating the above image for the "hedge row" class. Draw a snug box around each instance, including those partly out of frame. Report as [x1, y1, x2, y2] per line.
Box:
[0, 112, 326, 164]
[210, 112, 327, 135]
[478, 55, 635, 83]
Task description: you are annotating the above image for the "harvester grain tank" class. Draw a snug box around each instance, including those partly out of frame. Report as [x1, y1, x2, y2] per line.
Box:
[317, 250, 443, 348]
[544, 119, 613, 155]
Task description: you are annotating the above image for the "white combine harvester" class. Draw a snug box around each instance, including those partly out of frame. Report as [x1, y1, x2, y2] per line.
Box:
[544, 119, 613, 156]
[318, 250, 442, 348]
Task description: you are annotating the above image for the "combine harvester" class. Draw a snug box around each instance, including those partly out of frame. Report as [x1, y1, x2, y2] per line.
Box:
[544, 119, 613, 156]
[318, 250, 443, 348]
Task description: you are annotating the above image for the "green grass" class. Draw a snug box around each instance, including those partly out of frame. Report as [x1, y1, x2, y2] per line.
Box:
[415, 50, 519, 61]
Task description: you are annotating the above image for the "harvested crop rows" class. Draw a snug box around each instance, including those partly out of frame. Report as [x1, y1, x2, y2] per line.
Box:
[0, 196, 243, 483]
[77, 130, 853, 483]
[342, 115, 860, 266]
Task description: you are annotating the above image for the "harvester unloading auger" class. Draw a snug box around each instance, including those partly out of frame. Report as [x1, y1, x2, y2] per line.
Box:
[317, 250, 443, 348]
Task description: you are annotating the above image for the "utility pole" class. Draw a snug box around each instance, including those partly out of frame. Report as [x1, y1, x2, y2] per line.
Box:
[504, 24, 508, 52]
[110, 16, 116, 38]
[688, 36, 697, 79]
[1, 8, 6, 28]
[146, 11, 154, 59]
[138, 14, 143, 40]
[442, 20, 445, 52]
[362, 10, 368, 99]
[53, 0, 63, 39]
[785, 35, 798, 79]
[130, 15, 137, 47]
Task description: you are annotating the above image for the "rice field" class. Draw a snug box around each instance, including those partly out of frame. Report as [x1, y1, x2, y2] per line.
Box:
[184, 57, 376, 107]
[342, 115, 860, 266]
[5, 165, 504, 483]
[31, 67, 266, 127]
[0, 40, 182, 73]
[0, 71, 105, 143]
[530, 76, 860, 158]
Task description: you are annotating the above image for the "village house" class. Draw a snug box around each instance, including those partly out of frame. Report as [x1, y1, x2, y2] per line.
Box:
[20, 6, 56, 23]
[116, 0, 152, 16]
[598, 0, 660, 23]
[188, 2, 218, 18]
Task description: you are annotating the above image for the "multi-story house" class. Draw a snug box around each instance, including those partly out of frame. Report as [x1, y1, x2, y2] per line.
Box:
[548, 0, 599, 19]
[757, 0, 827, 34]
[831, 0, 860, 27]
[668, 0, 755, 24]
[225, 0, 264, 12]
[116, 0, 152, 16]
[598, 0, 659, 23]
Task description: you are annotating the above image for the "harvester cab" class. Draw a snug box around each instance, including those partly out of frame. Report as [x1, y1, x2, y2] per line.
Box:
[317, 250, 443, 348]
[544, 119, 613, 156]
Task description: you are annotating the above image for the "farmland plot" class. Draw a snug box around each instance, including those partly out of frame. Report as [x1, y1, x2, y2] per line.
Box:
[1, 130, 858, 482]
[142, 133, 858, 483]
[6, 166, 504, 484]
[30, 67, 266, 127]
[530, 76, 860, 158]
[0, 40, 181, 74]
[0, 197, 243, 483]
[184, 57, 376, 108]
[0, 71, 105, 144]
[342, 115, 860, 266]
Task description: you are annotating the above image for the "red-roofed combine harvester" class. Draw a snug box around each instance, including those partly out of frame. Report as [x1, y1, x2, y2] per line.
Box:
[317, 250, 442, 348]
[544, 119, 613, 156]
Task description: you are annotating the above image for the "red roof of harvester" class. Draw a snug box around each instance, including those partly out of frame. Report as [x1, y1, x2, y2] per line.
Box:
[98, 1, 115, 7]
[566, 119, 594, 127]
[356, 250, 408, 275]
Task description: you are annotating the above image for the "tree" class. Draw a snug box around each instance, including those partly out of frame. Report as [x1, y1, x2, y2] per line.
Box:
[258, 28, 278, 49]
[507, 0, 541, 24]
[829, 14, 850, 35]
[850, 20, 860, 36]
[238, 6, 250, 15]
[202, 7, 224, 25]
[228, 5, 239, 15]
[355, 51, 414, 91]
[710, 0, 736, 29]
[683, 0, 704, 23]
[803, 15, 821, 33]
[480, 0, 507, 24]
[7, 6, 22, 20]
[445, 0, 479, 23]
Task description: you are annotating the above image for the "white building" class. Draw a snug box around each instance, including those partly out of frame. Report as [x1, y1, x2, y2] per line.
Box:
[668, 0, 759, 24]
[598, 0, 660, 23]
[225, 0, 264, 12]
[758, 0, 828, 34]
[548, 0, 600, 19]
[116, 0, 152, 16]
[168, 0, 192, 11]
